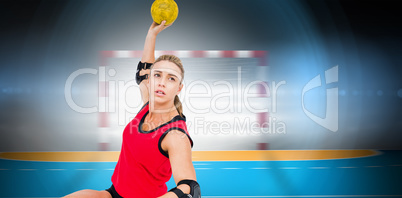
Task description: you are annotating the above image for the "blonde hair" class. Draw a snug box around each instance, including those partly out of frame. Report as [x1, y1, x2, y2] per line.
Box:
[153, 55, 184, 117]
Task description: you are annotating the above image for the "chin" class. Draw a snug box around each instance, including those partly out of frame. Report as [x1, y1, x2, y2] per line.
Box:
[152, 96, 174, 105]
[152, 96, 168, 104]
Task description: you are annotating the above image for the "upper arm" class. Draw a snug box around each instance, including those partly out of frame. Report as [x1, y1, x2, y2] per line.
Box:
[162, 130, 196, 184]
[139, 81, 149, 105]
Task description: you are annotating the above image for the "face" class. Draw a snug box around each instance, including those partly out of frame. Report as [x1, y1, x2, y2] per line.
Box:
[147, 60, 183, 108]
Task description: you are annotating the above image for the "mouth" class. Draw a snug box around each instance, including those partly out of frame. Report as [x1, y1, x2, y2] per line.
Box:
[155, 90, 165, 96]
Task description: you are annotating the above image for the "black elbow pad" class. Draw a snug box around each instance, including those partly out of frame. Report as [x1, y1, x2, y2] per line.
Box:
[178, 179, 201, 198]
[135, 61, 153, 85]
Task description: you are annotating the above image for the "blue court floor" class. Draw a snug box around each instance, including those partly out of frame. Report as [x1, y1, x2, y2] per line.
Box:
[0, 150, 401, 198]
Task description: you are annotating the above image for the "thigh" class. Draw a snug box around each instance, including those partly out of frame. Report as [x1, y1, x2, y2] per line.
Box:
[63, 189, 112, 198]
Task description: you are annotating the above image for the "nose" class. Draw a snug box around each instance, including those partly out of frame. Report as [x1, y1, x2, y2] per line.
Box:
[158, 77, 167, 87]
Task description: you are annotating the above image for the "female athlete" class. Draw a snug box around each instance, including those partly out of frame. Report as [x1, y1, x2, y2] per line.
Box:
[63, 21, 200, 198]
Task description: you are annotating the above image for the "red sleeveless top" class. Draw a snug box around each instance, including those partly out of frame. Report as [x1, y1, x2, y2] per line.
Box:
[111, 102, 193, 198]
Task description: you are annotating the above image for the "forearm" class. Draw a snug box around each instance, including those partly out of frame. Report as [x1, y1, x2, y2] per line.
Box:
[141, 21, 168, 63]
[141, 33, 157, 63]
[139, 82, 149, 102]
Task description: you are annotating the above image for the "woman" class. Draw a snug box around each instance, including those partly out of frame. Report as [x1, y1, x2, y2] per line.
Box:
[64, 21, 199, 198]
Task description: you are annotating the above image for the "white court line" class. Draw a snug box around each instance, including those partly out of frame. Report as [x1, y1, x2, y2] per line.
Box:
[251, 167, 271, 170]
[221, 168, 241, 170]
[75, 169, 94, 171]
[18, 169, 37, 171]
[46, 169, 65, 171]
[279, 167, 300, 169]
[308, 167, 330, 169]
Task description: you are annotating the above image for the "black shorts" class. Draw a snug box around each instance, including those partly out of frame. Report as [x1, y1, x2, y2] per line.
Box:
[105, 184, 123, 198]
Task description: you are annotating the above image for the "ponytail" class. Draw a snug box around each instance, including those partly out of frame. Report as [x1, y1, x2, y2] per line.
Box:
[174, 95, 183, 117]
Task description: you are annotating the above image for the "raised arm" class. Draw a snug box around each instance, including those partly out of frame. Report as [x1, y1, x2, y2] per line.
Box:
[138, 21, 171, 105]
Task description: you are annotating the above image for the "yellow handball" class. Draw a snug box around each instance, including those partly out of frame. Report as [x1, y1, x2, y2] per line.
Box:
[151, 0, 179, 25]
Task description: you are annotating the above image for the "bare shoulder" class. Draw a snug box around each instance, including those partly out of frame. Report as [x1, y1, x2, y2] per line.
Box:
[162, 129, 191, 152]
[165, 130, 191, 144]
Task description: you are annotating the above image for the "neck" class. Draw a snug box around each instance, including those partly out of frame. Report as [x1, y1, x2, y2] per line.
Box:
[148, 102, 178, 122]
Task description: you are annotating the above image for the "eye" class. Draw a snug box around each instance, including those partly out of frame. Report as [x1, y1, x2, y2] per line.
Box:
[169, 77, 176, 81]
[154, 73, 160, 77]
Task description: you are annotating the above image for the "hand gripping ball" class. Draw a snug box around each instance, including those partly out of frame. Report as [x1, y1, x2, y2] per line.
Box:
[151, 0, 179, 25]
